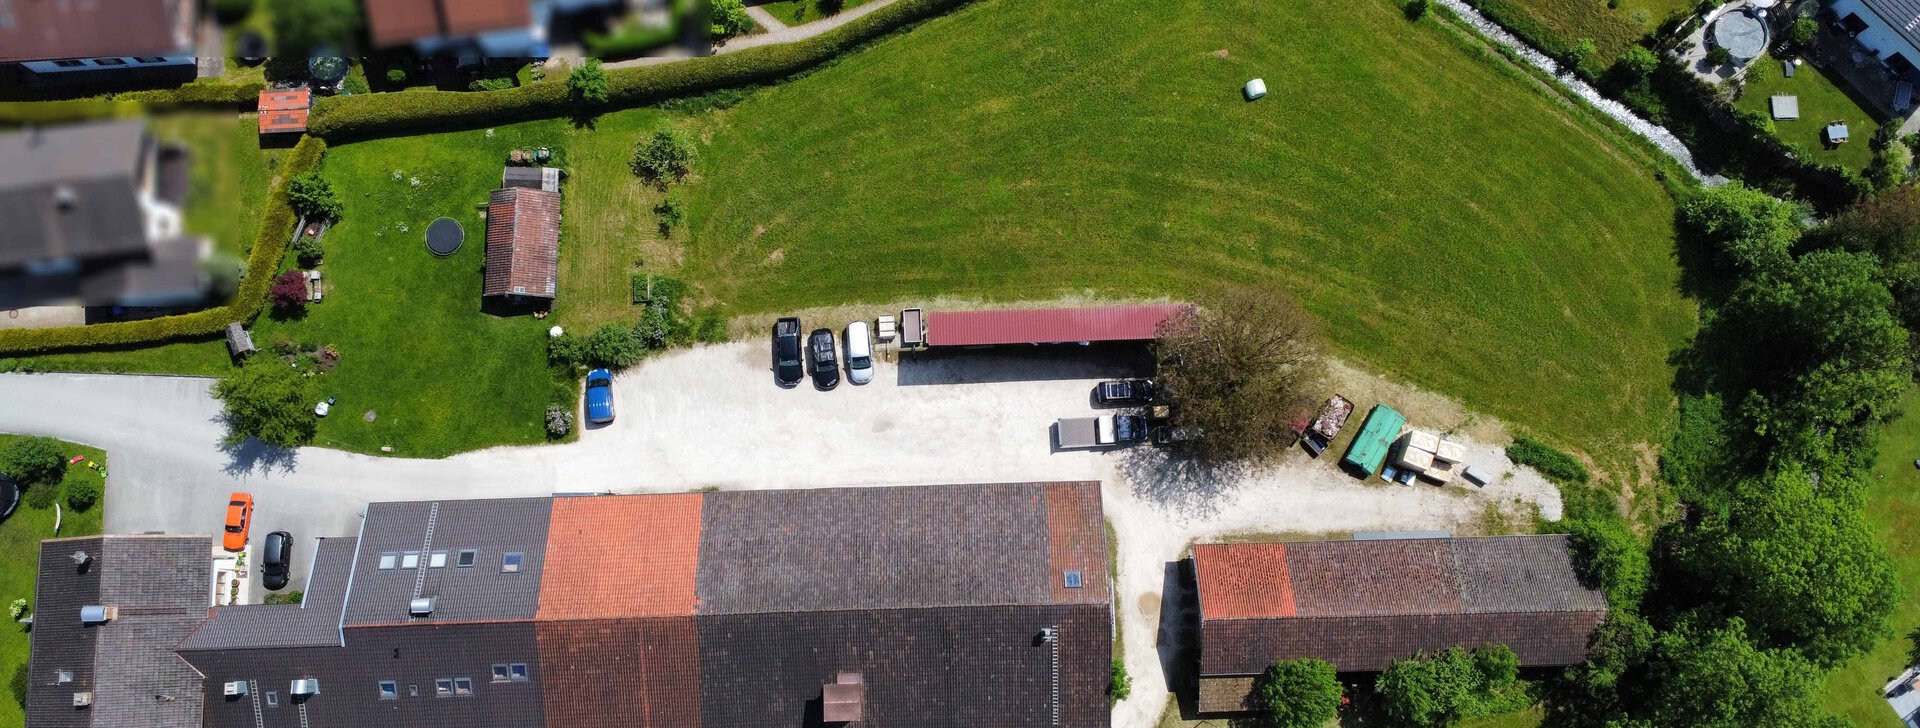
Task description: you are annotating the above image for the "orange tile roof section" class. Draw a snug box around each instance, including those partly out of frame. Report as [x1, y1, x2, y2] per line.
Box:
[365, 0, 444, 47]
[257, 89, 311, 134]
[1193, 543, 1297, 619]
[442, 0, 532, 36]
[1045, 482, 1110, 604]
[537, 494, 704, 620]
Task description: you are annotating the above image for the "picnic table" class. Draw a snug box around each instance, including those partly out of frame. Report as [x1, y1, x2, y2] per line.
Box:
[1826, 121, 1851, 144]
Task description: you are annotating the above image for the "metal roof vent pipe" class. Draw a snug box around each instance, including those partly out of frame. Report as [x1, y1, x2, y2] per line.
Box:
[408, 596, 436, 617]
[70, 550, 91, 569]
[79, 605, 115, 625]
[290, 678, 319, 700]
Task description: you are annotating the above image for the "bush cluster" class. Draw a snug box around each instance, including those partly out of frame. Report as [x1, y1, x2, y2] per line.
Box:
[1504, 437, 1588, 485]
[307, 0, 972, 141]
[0, 137, 325, 355]
[546, 405, 575, 438]
[64, 479, 101, 511]
[1375, 645, 1525, 728]
[294, 235, 325, 267]
[0, 437, 65, 489]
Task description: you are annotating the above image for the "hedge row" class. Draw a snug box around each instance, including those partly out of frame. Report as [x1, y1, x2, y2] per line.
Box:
[113, 80, 267, 108]
[0, 136, 326, 355]
[309, 0, 973, 140]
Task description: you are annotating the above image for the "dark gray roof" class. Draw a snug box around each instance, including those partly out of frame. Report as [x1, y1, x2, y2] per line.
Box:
[76, 235, 207, 306]
[27, 535, 212, 728]
[178, 537, 358, 652]
[342, 499, 552, 627]
[0, 120, 153, 268]
[695, 482, 1109, 615]
[1863, 0, 1920, 57]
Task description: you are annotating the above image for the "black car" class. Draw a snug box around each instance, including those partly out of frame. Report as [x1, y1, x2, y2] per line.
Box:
[1094, 379, 1157, 406]
[808, 328, 840, 389]
[773, 317, 804, 387]
[261, 530, 293, 591]
[1114, 414, 1148, 444]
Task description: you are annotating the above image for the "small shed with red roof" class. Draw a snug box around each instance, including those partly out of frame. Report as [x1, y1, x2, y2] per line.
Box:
[484, 186, 562, 300]
[257, 88, 311, 136]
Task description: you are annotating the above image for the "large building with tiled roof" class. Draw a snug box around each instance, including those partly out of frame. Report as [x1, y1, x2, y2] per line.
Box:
[33, 482, 1112, 728]
[1190, 534, 1606, 714]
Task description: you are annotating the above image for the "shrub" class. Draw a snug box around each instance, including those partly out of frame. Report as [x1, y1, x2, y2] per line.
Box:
[287, 172, 342, 220]
[1706, 46, 1732, 67]
[568, 58, 610, 105]
[262, 590, 304, 605]
[293, 235, 324, 267]
[386, 66, 409, 85]
[23, 479, 58, 509]
[470, 77, 515, 92]
[1619, 46, 1659, 81]
[6, 599, 25, 621]
[631, 128, 698, 184]
[1404, 0, 1429, 21]
[711, 0, 754, 37]
[1256, 658, 1342, 728]
[212, 0, 254, 24]
[584, 322, 645, 369]
[0, 436, 66, 489]
[1109, 659, 1132, 702]
[1376, 645, 1525, 727]
[64, 478, 100, 511]
[1870, 140, 1912, 190]
[548, 332, 587, 369]
[270, 270, 309, 311]
[1567, 38, 1601, 78]
[0, 137, 324, 356]
[213, 358, 320, 448]
[546, 405, 575, 437]
[9, 662, 24, 708]
[1789, 17, 1817, 47]
[1507, 437, 1589, 484]
[1680, 181, 1799, 272]
[306, 0, 972, 141]
[656, 196, 685, 235]
[584, 24, 682, 60]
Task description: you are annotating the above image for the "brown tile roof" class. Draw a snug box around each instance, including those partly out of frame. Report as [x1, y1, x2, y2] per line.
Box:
[1196, 676, 1258, 714]
[1195, 535, 1606, 680]
[535, 618, 701, 727]
[364, 0, 532, 47]
[538, 494, 703, 620]
[484, 187, 560, 298]
[0, 0, 186, 62]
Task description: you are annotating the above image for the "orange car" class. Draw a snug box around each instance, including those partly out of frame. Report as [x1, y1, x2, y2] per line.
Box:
[222, 493, 253, 552]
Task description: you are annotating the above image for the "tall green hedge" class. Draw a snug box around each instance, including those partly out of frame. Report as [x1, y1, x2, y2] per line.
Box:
[309, 0, 973, 140]
[0, 136, 326, 355]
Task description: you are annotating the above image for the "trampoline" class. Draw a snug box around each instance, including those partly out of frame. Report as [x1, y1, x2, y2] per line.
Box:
[426, 218, 464, 257]
[1711, 8, 1769, 64]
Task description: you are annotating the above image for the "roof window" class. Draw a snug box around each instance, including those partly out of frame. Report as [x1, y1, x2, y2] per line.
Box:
[1064, 570, 1084, 588]
[456, 549, 476, 568]
[502, 552, 523, 573]
[435, 678, 453, 697]
[492, 664, 510, 682]
[453, 678, 473, 696]
[429, 551, 447, 568]
[401, 552, 419, 569]
[510, 663, 529, 681]
[264, 691, 278, 708]
[55, 670, 72, 684]
[378, 681, 397, 700]
[378, 553, 397, 570]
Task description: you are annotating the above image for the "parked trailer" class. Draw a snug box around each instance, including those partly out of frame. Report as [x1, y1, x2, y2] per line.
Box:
[1054, 414, 1146, 450]
[1300, 394, 1355, 457]
[899, 304, 1190, 350]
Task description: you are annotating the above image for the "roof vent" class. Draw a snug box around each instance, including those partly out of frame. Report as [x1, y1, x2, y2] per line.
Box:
[53, 184, 78, 211]
[79, 605, 115, 624]
[289, 678, 319, 697]
[408, 596, 436, 616]
[223, 681, 247, 697]
[823, 673, 866, 724]
[1040, 627, 1057, 643]
[69, 550, 90, 567]
[72, 692, 93, 708]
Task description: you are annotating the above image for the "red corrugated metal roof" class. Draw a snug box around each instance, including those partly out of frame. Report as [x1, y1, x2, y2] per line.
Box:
[925, 304, 1189, 347]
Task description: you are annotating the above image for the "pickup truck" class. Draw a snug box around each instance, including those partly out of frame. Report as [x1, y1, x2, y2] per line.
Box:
[1054, 414, 1147, 450]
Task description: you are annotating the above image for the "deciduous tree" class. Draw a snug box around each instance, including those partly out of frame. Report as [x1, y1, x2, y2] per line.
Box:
[1255, 658, 1341, 728]
[0, 437, 65, 489]
[1154, 287, 1325, 463]
[213, 358, 320, 448]
[1679, 182, 1800, 272]
[1643, 619, 1851, 728]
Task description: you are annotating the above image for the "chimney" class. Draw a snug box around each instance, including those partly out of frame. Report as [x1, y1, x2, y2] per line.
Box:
[53, 185, 78, 212]
[290, 678, 319, 697]
[72, 692, 93, 708]
[69, 550, 90, 568]
[822, 673, 865, 724]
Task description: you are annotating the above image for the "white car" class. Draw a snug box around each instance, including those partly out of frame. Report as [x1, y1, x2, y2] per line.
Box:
[845, 321, 875, 385]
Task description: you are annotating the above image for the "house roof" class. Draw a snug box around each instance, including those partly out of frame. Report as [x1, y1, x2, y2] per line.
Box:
[483, 186, 560, 298]
[0, 120, 152, 268]
[257, 89, 311, 135]
[177, 482, 1113, 728]
[1862, 0, 1920, 59]
[177, 537, 358, 652]
[27, 535, 211, 728]
[0, 0, 189, 62]
[364, 0, 533, 47]
[1193, 535, 1606, 678]
[925, 303, 1190, 347]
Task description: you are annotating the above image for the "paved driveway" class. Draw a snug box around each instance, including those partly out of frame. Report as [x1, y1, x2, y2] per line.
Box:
[0, 342, 1560, 728]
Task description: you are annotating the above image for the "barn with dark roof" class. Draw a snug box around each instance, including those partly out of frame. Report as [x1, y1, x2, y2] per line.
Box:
[1189, 534, 1607, 714]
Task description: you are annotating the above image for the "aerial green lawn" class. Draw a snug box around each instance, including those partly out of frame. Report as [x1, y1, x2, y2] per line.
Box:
[0, 436, 106, 728]
[1822, 388, 1920, 727]
[1480, 0, 1689, 65]
[680, 0, 1695, 451]
[153, 112, 284, 256]
[757, 0, 876, 26]
[248, 123, 585, 457]
[1736, 57, 1883, 172]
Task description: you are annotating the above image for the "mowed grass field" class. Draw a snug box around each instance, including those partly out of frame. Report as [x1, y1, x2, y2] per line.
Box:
[1823, 388, 1920, 727]
[1480, 0, 1690, 64]
[679, 0, 1695, 450]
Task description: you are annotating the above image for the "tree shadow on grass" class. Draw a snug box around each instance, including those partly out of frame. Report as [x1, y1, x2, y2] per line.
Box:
[220, 437, 299, 478]
[1119, 446, 1253, 521]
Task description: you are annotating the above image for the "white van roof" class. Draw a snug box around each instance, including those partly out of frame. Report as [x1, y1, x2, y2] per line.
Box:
[846, 321, 872, 354]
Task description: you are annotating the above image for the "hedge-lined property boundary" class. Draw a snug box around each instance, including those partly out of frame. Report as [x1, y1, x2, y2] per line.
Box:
[310, 0, 972, 140]
[0, 136, 325, 355]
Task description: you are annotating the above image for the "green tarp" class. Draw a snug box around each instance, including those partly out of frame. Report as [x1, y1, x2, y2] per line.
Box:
[1341, 404, 1406, 475]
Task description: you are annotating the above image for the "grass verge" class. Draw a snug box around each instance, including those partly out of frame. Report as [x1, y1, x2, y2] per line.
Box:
[1821, 387, 1920, 726]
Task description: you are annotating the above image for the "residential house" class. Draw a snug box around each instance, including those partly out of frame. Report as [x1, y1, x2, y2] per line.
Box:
[363, 0, 623, 61]
[483, 186, 561, 301]
[29, 482, 1114, 727]
[0, 119, 211, 308]
[1828, 0, 1920, 85]
[25, 535, 213, 728]
[1189, 534, 1607, 714]
[0, 0, 198, 87]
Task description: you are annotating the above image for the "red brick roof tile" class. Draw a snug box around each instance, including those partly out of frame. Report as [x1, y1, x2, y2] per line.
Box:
[538, 494, 702, 620]
[1193, 543, 1296, 619]
[484, 187, 561, 298]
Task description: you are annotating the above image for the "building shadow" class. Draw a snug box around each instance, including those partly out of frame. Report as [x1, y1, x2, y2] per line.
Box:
[894, 344, 1153, 386]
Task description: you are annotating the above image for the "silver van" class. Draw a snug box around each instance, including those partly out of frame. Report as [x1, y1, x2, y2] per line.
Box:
[845, 321, 874, 385]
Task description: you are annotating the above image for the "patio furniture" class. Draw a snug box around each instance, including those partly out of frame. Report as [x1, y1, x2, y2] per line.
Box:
[1770, 95, 1801, 120]
[1827, 121, 1851, 144]
[1898, 82, 1914, 112]
[1783, 58, 1795, 77]
[307, 270, 325, 303]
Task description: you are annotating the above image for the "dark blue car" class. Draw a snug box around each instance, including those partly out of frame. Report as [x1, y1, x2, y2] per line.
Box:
[585, 369, 615, 424]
